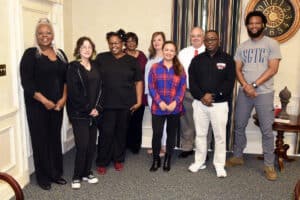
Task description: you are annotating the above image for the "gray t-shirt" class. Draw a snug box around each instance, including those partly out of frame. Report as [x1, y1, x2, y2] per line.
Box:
[234, 36, 281, 94]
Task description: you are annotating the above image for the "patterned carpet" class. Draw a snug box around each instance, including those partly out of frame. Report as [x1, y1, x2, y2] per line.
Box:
[21, 149, 300, 200]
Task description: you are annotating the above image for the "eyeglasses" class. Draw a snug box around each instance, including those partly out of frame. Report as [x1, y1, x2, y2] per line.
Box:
[204, 38, 218, 43]
[109, 42, 122, 46]
[80, 46, 93, 50]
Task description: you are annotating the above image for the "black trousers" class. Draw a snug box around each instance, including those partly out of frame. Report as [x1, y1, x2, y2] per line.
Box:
[152, 114, 180, 158]
[25, 100, 63, 185]
[126, 105, 145, 152]
[71, 118, 97, 180]
[96, 109, 130, 167]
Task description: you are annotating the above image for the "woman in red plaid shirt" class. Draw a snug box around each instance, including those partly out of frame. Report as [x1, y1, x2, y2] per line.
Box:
[148, 41, 186, 172]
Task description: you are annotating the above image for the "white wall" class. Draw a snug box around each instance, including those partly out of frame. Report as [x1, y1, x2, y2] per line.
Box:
[68, 0, 173, 59]
[63, 0, 73, 59]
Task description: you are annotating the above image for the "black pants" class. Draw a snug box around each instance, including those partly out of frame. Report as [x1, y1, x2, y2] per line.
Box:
[71, 118, 97, 180]
[152, 114, 180, 157]
[25, 100, 63, 185]
[126, 105, 145, 152]
[96, 109, 130, 167]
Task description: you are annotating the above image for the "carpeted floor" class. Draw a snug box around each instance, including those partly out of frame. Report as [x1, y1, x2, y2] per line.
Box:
[21, 149, 300, 200]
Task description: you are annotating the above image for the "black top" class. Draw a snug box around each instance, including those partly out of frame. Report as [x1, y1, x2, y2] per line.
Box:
[189, 48, 236, 102]
[66, 61, 103, 119]
[20, 47, 68, 103]
[86, 66, 99, 108]
[95, 52, 142, 109]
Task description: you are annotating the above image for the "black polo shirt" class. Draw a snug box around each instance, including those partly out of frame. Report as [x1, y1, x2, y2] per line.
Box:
[188, 48, 235, 102]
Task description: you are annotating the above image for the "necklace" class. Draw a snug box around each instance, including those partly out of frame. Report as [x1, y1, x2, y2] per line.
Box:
[80, 61, 91, 71]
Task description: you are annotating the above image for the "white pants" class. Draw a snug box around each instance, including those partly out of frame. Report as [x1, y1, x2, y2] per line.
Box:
[192, 100, 228, 167]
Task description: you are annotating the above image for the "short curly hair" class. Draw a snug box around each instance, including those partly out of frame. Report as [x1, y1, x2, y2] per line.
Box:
[245, 11, 267, 26]
[125, 32, 139, 45]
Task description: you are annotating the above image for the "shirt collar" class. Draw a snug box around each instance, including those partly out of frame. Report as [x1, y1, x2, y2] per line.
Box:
[193, 44, 205, 52]
[204, 47, 222, 57]
[159, 60, 173, 70]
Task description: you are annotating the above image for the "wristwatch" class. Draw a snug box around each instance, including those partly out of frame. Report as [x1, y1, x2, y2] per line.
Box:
[251, 82, 258, 88]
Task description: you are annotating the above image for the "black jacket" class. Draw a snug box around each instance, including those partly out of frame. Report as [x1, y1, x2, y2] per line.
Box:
[66, 61, 103, 119]
[189, 48, 236, 102]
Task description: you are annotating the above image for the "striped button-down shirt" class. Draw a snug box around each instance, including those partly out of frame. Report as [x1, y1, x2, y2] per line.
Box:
[148, 60, 186, 115]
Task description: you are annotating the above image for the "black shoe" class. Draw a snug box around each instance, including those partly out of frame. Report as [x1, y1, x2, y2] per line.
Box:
[38, 182, 51, 190]
[178, 150, 194, 158]
[163, 154, 171, 172]
[130, 148, 140, 154]
[52, 177, 67, 185]
[150, 157, 161, 172]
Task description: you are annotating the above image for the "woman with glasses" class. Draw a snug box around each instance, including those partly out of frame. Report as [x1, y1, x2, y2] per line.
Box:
[20, 18, 68, 190]
[124, 32, 147, 154]
[95, 29, 143, 175]
[148, 41, 186, 172]
[67, 36, 103, 189]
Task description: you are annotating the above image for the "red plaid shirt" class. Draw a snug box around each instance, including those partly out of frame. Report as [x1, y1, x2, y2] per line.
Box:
[148, 61, 186, 115]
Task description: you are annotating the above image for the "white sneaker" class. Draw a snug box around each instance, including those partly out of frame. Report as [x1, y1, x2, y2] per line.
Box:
[71, 180, 81, 189]
[82, 174, 98, 184]
[188, 163, 206, 173]
[215, 167, 227, 178]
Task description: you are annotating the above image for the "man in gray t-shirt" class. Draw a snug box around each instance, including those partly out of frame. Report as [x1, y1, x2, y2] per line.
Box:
[226, 11, 281, 181]
[235, 36, 281, 94]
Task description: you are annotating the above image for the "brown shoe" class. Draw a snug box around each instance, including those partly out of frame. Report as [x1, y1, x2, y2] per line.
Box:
[264, 166, 277, 181]
[226, 157, 244, 167]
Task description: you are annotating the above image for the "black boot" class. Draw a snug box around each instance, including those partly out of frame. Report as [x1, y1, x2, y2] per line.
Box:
[163, 153, 171, 172]
[150, 156, 161, 172]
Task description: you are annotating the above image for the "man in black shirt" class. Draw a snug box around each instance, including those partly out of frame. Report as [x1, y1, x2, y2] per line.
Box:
[188, 30, 235, 178]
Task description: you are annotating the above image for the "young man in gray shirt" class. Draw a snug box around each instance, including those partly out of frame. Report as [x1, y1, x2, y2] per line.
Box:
[226, 11, 281, 181]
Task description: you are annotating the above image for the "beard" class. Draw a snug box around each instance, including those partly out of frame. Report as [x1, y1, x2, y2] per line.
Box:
[247, 27, 264, 38]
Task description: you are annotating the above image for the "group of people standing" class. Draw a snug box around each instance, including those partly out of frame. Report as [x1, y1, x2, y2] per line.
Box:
[20, 10, 281, 191]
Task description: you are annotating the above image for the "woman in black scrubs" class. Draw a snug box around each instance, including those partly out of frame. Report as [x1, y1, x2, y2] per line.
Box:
[20, 18, 68, 190]
[95, 30, 143, 174]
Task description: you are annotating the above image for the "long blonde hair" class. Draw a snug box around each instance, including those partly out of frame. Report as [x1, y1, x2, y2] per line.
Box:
[148, 32, 166, 59]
